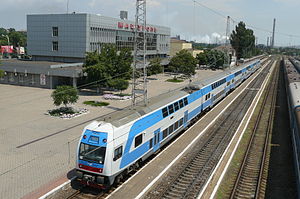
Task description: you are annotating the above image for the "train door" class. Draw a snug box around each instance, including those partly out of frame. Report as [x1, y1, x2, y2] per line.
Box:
[153, 129, 160, 152]
[184, 111, 188, 127]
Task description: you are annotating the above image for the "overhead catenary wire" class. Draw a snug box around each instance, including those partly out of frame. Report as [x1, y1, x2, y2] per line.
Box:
[192, 0, 300, 39]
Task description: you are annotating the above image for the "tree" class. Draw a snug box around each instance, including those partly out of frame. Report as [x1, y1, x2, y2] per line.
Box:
[196, 52, 208, 66]
[9, 31, 26, 47]
[0, 70, 4, 78]
[169, 49, 197, 77]
[230, 22, 255, 59]
[84, 51, 100, 66]
[148, 58, 163, 76]
[51, 85, 79, 107]
[108, 78, 129, 93]
[116, 47, 133, 80]
[83, 44, 133, 89]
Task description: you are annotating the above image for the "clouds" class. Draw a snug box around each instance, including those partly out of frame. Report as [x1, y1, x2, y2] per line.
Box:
[191, 32, 227, 43]
[0, 0, 299, 45]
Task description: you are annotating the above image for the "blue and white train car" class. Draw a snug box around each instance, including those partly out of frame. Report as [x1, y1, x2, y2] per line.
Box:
[75, 59, 261, 188]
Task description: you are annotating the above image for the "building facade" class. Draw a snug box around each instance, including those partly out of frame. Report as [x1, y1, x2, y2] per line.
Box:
[27, 13, 171, 63]
[170, 38, 203, 58]
[0, 59, 82, 89]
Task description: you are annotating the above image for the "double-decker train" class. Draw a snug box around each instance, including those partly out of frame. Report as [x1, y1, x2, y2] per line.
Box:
[75, 59, 262, 189]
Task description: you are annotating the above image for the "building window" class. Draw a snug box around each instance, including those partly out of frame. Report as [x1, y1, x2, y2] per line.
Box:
[30, 74, 35, 85]
[19, 74, 24, 83]
[52, 27, 58, 37]
[52, 41, 58, 51]
[9, 73, 14, 82]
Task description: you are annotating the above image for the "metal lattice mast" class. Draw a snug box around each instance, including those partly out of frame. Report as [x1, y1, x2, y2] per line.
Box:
[132, 0, 147, 107]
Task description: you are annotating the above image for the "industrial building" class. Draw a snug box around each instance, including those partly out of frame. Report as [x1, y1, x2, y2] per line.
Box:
[27, 13, 171, 63]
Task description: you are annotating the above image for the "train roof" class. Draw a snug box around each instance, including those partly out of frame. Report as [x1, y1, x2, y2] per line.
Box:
[99, 59, 260, 128]
[100, 88, 188, 127]
[190, 61, 258, 89]
[285, 59, 300, 84]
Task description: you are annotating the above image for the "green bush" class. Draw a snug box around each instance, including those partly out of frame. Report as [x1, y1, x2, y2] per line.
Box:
[48, 107, 76, 116]
[83, 101, 109, 107]
[166, 78, 184, 83]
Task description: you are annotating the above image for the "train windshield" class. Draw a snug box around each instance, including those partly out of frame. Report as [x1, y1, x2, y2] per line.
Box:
[79, 143, 106, 164]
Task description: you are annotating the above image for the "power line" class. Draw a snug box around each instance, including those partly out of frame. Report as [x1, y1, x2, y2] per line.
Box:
[192, 0, 300, 39]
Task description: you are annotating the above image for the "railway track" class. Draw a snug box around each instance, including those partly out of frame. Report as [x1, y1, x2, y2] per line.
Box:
[64, 187, 108, 199]
[59, 59, 271, 199]
[229, 59, 279, 199]
[145, 60, 275, 199]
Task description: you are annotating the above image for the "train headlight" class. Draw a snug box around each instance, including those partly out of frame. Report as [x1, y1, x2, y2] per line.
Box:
[79, 156, 83, 160]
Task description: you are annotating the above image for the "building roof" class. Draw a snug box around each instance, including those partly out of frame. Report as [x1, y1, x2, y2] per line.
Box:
[170, 38, 190, 43]
[213, 45, 235, 52]
[0, 59, 83, 77]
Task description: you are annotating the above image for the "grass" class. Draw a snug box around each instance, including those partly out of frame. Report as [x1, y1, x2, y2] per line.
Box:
[48, 107, 77, 116]
[166, 78, 184, 83]
[83, 101, 109, 107]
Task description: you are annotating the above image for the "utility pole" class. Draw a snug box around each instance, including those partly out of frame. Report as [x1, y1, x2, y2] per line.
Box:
[271, 18, 276, 48]
[132, 0, 147, 107]
[267, 37, 269, 47]
[225, 16, 231, 66]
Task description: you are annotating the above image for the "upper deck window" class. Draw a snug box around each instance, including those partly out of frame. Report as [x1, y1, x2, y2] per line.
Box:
[162, 107, 168, 118]
[168, 104, 174, 114]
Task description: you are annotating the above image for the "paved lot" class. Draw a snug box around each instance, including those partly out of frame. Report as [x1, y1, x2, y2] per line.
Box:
[0, 70, 221, 199]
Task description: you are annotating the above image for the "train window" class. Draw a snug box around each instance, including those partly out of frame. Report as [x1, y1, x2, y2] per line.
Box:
[179, 118, 184, 126]
[184, 98, 188, 106]
[174, 121, 179, 130]
[149, 138, 153, 149]
[168, 125, 174, 134]
[179, 100, 184, 108]
[163, 129, 168, 139]
[134, 134, 143, 148]
[227, 82, 230, 86]
[113, 146, 123, 161]
[174, 102, 179, 111]
[162, 107, 168, 118]
[208, 93, 211, 98]
[168, 105, 174, 114]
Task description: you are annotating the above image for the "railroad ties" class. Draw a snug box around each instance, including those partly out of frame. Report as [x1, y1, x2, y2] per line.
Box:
[145, 60, 274, 198]
[230, 59, 279, 199]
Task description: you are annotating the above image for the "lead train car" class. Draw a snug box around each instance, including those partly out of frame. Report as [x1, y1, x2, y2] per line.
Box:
[76, 59, 261, 188]
[285, 58, 300, 193]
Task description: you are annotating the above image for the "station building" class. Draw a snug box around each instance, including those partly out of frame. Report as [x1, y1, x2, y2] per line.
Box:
[0, 13, 171, 89]
[27, 13, 171, 63]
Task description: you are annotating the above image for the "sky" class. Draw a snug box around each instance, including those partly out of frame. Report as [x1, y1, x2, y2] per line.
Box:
[1, 0, 300, 47]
